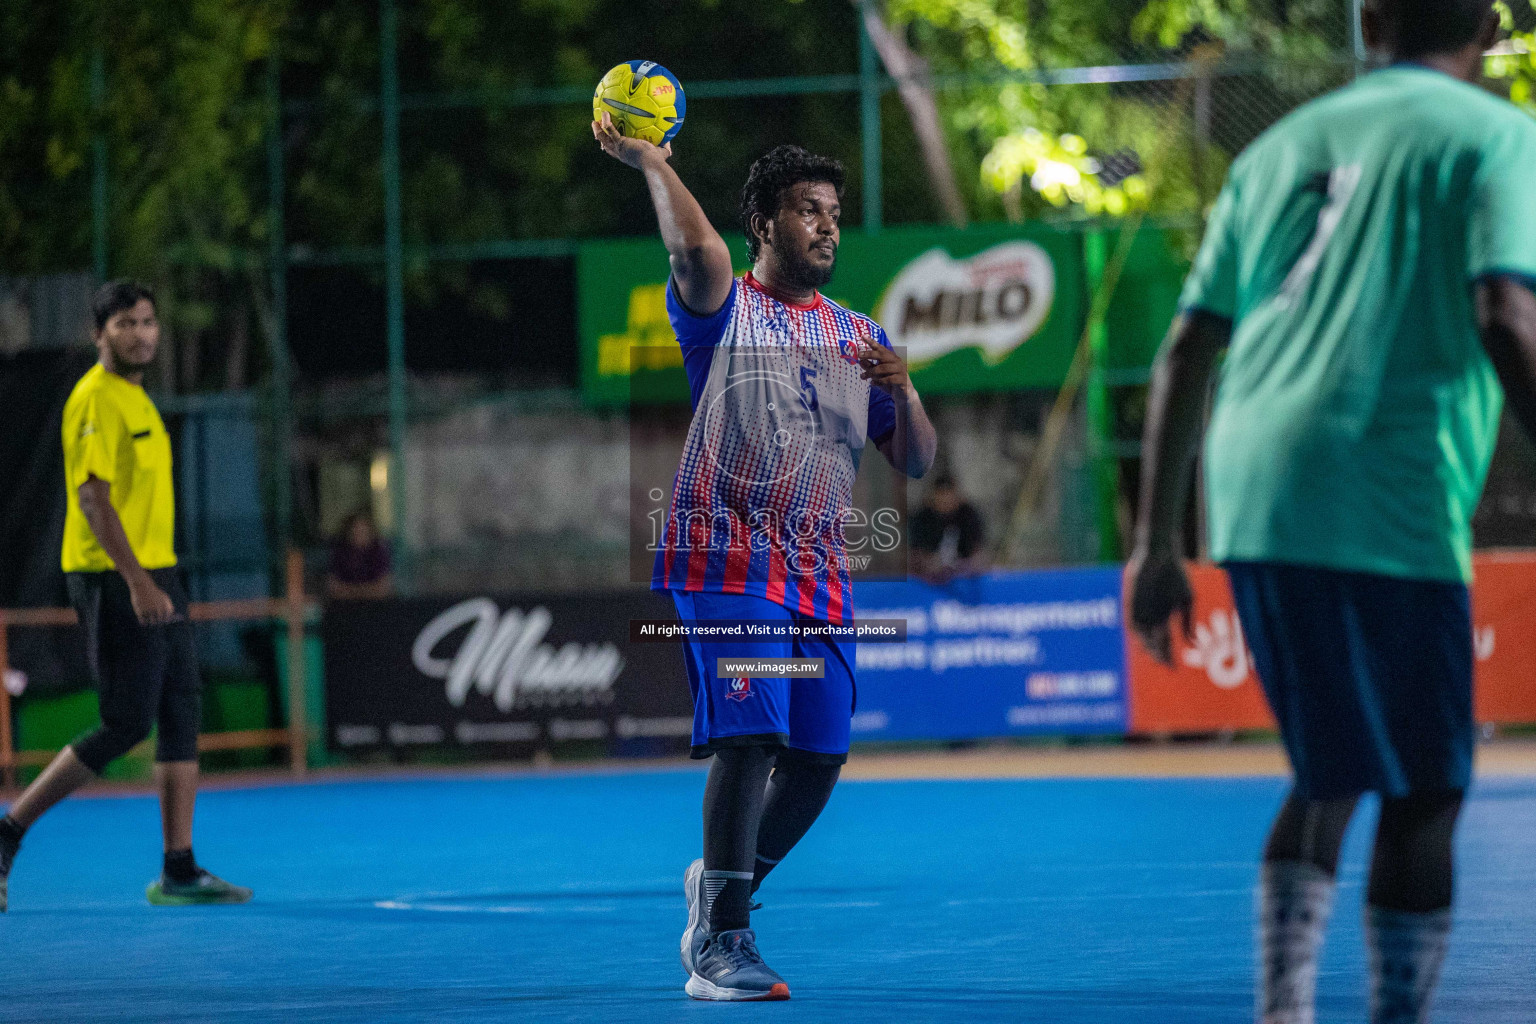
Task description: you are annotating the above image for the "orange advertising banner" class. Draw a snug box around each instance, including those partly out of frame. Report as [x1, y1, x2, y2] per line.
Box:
[1124, 563, 1274, 735]
[1468, 551, 1536, 724]
[1125, 553, 1536, 735]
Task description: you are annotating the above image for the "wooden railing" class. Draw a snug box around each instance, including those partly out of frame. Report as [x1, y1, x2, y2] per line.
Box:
[0, 550, 315, 789]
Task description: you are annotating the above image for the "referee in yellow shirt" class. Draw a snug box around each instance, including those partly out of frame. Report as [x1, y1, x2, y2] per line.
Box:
[0, 281, 251, 910]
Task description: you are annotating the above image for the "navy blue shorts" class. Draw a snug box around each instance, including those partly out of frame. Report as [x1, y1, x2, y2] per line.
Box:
[670, 590, 856, 764]
[1225, 561, 1473, 800]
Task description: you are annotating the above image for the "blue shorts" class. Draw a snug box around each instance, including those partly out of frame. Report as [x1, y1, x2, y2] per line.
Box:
[670, 590, 856, 764]
[1226, 561, 1474, 800]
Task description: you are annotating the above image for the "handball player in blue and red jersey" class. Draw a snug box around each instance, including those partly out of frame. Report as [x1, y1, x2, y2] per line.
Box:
[594, 115, 937, 1000]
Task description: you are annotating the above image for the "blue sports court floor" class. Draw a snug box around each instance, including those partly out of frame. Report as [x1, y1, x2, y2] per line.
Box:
[1, 766, 1533, 1023]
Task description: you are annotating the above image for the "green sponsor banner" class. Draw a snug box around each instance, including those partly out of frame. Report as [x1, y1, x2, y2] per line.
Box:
[1102, 225, 1193, 372]
[578, 221, 1187, 407]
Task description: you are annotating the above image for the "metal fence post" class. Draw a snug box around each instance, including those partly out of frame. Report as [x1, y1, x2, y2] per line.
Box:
[1084, 228, 1122, 563]
[0, 614, 13, 791]
[1350, 0, 1367, 78]
[381, 0, 409, 584]
[858, 1, 883, 235]
[266, 46, 293, 558]
[90, 45, 108, 282]
[284, 549, 308, 777]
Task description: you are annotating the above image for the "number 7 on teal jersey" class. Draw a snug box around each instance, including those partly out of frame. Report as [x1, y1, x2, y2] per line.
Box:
[1279, 164, 1362, 306]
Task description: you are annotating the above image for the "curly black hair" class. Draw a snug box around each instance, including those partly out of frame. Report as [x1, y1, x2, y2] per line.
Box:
[739, 145, 846, 263]
[1369, 0, 1494, 58]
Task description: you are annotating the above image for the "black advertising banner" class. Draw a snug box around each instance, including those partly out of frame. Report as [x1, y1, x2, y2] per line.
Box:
[323, 590, 693, 757]
[0, 348, 96, 697]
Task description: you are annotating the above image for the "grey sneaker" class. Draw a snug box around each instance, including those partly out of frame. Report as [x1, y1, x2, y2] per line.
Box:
[0, 829, 17, 913]
[146, 869, 252, 906]
[685, 928, 790, 1001]
[680, 858, 707, 974]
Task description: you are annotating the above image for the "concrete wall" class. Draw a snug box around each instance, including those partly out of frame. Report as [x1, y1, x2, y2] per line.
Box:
[403, 392, 1097, 596]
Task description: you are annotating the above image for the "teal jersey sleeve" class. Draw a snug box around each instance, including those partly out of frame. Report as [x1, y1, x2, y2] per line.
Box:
[1468, 116, 1536, 284]
[1179, 179, 1241, 319]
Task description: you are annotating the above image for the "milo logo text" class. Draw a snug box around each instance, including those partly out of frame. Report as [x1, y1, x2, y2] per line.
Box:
[877, 242, 1055, 364]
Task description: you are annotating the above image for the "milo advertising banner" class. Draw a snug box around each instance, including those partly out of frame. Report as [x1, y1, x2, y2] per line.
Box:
[578, 223, 1087, 407]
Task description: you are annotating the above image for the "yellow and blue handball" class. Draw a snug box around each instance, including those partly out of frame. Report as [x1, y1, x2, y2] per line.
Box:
[593, 60, 686, 147]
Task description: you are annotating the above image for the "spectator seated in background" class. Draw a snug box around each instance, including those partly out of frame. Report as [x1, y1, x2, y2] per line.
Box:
[910, 473, 987, 586]
[326, 511, 393, 600]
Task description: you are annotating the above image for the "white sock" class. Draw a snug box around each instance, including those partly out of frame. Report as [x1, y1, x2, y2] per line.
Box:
[1366, 905, 1452, 1024]
[1257, 860, 1336, 1024]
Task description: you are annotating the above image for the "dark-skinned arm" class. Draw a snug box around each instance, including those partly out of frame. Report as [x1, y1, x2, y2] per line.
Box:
[592, 113, 733, 315]
[861, 340, 937, 479]
[78, 476, 176, 625]
[873, 384, 938, 480]
[1477, 276, 1536, 442]
[1126, 310, 1233, 664]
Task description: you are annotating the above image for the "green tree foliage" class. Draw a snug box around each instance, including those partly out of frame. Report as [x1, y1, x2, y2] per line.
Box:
[1488, 0, 1536, 116]
[280, 0, 875, 252]
[0, 0, 283, 386]
[1, 0, 881, 386]
[3, 0, 280, 279]
[19, 0, 1508, 386]
[274, 0, 904, 373]
[885, 0, 1349, 220]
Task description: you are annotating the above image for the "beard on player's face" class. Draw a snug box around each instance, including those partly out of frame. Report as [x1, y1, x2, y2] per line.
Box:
[104, 336, 158, 370]
[96, 301, 160, 372]
[764, 226, 837, 291]
[772, 243, 836, 290]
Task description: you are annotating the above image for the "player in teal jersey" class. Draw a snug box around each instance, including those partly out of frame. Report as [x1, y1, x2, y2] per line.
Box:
[1127, 0, 1536, 1021]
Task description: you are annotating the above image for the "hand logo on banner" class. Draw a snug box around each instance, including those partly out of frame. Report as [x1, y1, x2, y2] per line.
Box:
[1127, 556, 1536, 736]
[1179, 608, 1250, 690]
[1475, 625, 1495, 662]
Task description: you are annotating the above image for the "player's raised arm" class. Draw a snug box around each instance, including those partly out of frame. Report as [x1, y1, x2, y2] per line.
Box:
[592, 113, 733, 315]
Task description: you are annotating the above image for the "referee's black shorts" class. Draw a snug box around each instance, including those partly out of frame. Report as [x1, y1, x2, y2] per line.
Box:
[65, 567, 202, 772]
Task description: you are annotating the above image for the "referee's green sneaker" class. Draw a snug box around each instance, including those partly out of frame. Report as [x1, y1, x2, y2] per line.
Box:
[146, 869, 252, 906]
